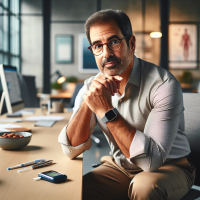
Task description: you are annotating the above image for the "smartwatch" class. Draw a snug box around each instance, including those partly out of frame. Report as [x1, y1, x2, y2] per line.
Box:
[101, 108, 119, 124]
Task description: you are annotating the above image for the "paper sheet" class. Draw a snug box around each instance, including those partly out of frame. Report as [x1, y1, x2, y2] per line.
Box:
[0, 128, 11, 132]
[0, 124, 22, 129]
[14, 110, 35, 115]
[24, 116, 64, 121]
[0, 118, 22, 122]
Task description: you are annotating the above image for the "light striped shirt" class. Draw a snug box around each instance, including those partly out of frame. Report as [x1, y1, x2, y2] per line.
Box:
[58, 55, 191, 172]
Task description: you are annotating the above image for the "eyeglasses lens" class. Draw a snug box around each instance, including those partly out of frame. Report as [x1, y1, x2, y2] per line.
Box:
[92, 39, 121, 55]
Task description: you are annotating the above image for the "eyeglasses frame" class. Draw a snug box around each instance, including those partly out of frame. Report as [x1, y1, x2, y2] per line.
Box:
[88, 35, 131, 56]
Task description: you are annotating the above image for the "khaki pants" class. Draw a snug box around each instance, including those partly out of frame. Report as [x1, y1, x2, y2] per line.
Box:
[83, 156, 195, 200]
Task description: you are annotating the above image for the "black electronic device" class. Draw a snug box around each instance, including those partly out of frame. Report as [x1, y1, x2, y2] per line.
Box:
[38, 170, 67, 183]
[6, 113, 22, 118]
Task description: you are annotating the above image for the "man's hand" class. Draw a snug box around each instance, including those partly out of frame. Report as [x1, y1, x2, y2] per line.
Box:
[83, 75, 122, 118]
[94, 74, 122, 96]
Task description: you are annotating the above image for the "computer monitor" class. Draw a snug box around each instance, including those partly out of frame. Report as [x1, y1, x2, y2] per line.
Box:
[78, 33, 100, 73]
[0, 64, 24, 114]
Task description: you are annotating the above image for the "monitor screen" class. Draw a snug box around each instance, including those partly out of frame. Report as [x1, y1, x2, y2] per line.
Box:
[0, 64, 24, 114]
[78, 33, 100, 73]
[4, 66, 23, 105]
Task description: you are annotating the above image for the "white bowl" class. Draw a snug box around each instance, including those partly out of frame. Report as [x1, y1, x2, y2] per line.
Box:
[0, 132, 32, 150]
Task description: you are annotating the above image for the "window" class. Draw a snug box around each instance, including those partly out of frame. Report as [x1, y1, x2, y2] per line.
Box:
[0, 0, 20, 71]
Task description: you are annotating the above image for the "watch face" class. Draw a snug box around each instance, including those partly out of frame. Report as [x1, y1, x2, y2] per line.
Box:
[105, 110, 116, 121]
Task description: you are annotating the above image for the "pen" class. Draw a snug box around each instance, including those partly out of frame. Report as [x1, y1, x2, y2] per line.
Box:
[18, 160, 53, 173]
[7, 159, 46, 170]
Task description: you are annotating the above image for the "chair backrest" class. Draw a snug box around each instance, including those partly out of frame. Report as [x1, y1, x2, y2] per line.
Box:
[197, 81, 200, 93]
[18, 74, 39, 108]
[183, 93, 200, 186]
[69, 83, 84, 108]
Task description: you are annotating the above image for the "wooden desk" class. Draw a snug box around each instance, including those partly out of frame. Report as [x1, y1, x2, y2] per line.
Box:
[0, 109, 82, 200]
[37, 90, 73, 98]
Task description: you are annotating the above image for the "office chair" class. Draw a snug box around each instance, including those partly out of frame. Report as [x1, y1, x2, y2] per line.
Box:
[65, 83, 84, 108]
[197, 81, 200, 93]
[17, 74, 39, 107]
[180, 93, 200, 200]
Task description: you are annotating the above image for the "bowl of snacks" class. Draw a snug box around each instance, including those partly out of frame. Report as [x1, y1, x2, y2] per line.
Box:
[0, 132, 32, 150]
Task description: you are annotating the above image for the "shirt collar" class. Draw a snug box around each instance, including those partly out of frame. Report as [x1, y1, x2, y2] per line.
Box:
[127, 55, 141, 87]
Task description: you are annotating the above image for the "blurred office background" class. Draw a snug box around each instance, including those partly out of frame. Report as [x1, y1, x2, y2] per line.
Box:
[1, 0, 200, 175]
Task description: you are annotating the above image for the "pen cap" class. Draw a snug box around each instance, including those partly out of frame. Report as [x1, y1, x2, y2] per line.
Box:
[33, 177, 41, 181]
[18, 166, 32, 173]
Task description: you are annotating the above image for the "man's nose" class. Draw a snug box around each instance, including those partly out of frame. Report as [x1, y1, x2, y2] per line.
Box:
[102, 44, 113, 58]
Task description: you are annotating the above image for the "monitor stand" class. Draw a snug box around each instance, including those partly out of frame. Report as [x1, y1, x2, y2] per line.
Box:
[0, 91, 5, 115]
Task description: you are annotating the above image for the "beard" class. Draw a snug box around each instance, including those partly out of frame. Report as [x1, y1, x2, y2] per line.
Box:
[100, 51, 132, 76]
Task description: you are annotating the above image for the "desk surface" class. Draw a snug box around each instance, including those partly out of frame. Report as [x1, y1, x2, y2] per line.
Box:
[0, 109, 82, 200]
[37, 90, 72, 98]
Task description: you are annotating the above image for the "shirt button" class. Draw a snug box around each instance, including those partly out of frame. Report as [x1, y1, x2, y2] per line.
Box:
[119, 99, 122, 102]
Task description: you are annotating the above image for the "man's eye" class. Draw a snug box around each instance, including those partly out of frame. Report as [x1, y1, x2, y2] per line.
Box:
[110, 40, 120, 45]
[94, 44, 102, 50]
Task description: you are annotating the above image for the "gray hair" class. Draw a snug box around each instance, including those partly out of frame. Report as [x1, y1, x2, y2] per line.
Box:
[85, 9, 133, 46]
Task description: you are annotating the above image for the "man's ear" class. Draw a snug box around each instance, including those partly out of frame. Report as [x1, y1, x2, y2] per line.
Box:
[129, 35, 136, 53]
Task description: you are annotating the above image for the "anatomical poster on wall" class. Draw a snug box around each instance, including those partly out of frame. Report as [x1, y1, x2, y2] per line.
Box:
[169, 24, 198, 69]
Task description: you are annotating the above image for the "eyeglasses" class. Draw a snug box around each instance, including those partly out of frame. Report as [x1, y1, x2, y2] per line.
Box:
[88, 36, 131, 56]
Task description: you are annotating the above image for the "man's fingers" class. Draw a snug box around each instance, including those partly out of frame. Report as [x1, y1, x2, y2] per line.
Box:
[92, 78, 113, 95]
[100, 74, 122, 90]
[115, 80, 121, 90]
[106, 78, 115, 96]
[94, 75, 121, 95]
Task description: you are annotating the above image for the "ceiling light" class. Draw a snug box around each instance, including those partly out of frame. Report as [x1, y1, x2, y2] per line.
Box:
[150, 32, 162, 38]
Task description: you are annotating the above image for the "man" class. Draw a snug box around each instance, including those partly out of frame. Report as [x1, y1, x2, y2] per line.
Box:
[58, 9, 195, 200]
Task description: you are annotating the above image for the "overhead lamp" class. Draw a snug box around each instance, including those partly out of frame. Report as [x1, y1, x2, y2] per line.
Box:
[150, 32, 162, 38]
[51, 70, 66, 84]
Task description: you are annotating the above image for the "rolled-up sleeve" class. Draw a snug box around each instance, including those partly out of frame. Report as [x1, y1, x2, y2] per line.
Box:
[129, 78, 184, 171]
[58, 84, 97, 159]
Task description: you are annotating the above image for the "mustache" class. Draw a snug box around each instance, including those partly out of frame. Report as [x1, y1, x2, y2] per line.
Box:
[101, 56, 121, 67]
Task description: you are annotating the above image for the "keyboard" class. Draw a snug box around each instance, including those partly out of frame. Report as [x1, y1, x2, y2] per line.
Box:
[34, 120, 56, 127]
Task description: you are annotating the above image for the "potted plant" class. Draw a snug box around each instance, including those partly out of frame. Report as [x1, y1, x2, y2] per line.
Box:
[51, 81, 63, 94]
[179, 71, 193, 89]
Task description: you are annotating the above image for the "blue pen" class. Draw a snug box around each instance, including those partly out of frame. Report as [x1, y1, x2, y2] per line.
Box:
[7, 159, 46, 170]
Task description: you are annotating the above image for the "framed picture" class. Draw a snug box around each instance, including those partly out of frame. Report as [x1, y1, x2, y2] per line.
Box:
[56, 35, 73, 63]
[169, 24, 198, 69]
[78, 33, 99, 73]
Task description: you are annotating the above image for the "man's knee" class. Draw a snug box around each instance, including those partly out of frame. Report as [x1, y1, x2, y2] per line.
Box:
[128, 172, 166, 200]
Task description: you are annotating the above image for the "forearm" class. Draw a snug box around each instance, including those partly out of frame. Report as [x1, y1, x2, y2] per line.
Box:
[106, 113, 136, 158]
[67, 101, 92, 146]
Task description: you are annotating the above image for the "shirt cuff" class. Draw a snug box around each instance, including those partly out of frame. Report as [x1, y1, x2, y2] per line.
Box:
[129, 130, 150, 159]
[58, 124, 92, 159]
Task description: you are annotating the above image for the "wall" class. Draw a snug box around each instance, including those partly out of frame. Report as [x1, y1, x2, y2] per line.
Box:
[21, 0, 161, 90]
[169, 0, 200, 86]
[21, 0, 43, 89]
[51, 0, 97, 83]
[20, 0, 200, 91]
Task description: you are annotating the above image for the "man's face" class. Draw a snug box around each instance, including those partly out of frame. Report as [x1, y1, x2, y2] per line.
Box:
[89, 21, 134, 76]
